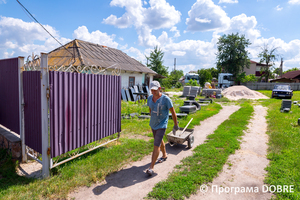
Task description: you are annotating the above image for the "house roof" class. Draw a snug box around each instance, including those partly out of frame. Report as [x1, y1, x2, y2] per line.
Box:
[47, 39, 157, 75]
[250, 60, 269, 66]
[282, 70, 300, 79]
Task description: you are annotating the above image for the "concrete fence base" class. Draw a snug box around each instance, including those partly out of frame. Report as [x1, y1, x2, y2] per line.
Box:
[0, 126, 22, 161]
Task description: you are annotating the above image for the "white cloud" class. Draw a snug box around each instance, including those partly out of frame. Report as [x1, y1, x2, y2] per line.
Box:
[170, 26, 180, 37]
[124, 46, 145, 62]
[172, 51, 186, 56]
[144, 0, 181, 29]
[218, 0, 238, 3]
[103, 0, 181, 47]
[158, 31, 172, 45]
[225, 14, 261, 42]
[4, 51, 14, 58]
[275, 5, 283, 11]
[73, 26, 118, 48]
[119, 44, 128, 50]
[0, 16, 65, 58]
[288, 0, 300, 5]
[186, 0, 230, 32]
[103, 13, 132, 29]
[160, 35, 219, 73]
[195, 17, 211, 23]
[0, 0, 7, 4]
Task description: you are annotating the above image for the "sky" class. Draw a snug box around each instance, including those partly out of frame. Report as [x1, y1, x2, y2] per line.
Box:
[0, 0, 300, 75]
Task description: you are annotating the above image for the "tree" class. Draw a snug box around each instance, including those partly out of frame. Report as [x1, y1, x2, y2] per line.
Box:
[145, 46, 168, 79]
[216, 33, 251, 79]
[207, 67, 220, 79]
[273, 67, 281, 77]
[258, 44, 279, 82]
[284, 67, 299, 74]
[197, 68, 212, 87]
[161, 70, 183, 88]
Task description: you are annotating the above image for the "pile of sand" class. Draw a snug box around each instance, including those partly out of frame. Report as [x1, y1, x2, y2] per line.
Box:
[222, 85, 269, 100]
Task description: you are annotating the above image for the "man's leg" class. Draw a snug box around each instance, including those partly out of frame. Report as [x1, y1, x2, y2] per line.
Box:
[150, 145, 160, 169]
[149, 128, 166, 170]
[160, 140, 167, 158]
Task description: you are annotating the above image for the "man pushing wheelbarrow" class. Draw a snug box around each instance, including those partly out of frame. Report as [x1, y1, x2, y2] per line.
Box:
[145, 81, 179, 176]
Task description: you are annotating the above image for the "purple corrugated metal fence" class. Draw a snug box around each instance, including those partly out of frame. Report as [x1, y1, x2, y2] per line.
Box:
[49, 71, 121, 158]
[0, 58, 20, 134]
[23, 71, 42, 154]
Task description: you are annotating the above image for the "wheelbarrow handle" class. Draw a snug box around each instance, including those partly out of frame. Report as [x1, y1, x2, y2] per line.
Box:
[181, 118, 193, 135]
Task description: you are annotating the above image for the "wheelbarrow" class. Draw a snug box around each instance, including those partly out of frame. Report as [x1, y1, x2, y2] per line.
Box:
[166, 118, 194, 149]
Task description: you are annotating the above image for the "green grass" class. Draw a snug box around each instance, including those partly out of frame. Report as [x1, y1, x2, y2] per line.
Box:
[121, 95, 223, 138]
[147, 101, 254, 200]
[0, 94, 222, 199]
[0, 138, 153, 199]
[259, 90, 300, 200]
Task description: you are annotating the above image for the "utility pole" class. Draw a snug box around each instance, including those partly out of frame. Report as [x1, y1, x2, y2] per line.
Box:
[174, 58, 176, 71]
[280, 58, 283, 78]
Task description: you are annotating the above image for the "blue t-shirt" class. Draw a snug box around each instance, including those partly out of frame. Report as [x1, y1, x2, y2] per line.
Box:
[147, 94, 173, 130]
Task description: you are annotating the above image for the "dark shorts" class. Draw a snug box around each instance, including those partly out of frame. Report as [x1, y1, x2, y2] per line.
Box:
[152, 128, 166, 147]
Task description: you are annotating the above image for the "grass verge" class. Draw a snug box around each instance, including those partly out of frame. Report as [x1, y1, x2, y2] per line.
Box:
[147, 101, 253, 200]
[0, 138, 153, 199]
[259, 90, 300, 199]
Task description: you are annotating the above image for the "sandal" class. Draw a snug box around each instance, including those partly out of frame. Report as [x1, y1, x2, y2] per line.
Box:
[158, 157, 167, 163]
[146, 168, 154, 176]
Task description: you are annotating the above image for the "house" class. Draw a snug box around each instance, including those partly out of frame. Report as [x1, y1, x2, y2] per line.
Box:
[243, 60, 269, 78]
[47, 39, 157, 88]
[270, 70, 300, 83]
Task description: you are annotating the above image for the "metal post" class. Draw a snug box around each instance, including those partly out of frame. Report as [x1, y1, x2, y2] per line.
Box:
[18, 56, 27, 163]
[41, 53, 50, 177]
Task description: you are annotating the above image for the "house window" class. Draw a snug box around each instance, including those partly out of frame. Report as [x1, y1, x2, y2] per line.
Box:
[129, 77, 135, 87]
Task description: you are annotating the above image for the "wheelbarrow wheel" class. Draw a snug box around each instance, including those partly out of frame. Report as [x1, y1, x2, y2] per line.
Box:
[187, 134, 194, 149]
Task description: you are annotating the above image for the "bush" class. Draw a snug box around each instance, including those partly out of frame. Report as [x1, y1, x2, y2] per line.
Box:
[175, 81, 182, 88]
[185, 79, 198, 86]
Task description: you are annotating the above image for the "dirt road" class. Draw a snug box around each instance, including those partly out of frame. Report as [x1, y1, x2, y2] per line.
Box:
[187, 105, 273, 200]
[69, 105, 240, 200]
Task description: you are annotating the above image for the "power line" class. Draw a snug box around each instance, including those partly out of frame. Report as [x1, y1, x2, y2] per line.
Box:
[16, 0, 75, 59]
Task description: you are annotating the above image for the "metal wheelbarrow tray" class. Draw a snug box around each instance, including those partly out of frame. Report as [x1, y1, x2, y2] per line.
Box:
[166, 127, 194, 149]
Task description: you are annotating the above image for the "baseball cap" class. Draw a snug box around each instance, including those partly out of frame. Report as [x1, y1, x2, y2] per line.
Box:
[150, 81, 160, 90]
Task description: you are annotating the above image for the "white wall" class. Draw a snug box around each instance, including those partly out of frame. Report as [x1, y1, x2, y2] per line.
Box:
[121, 72, 143, 88]
[106, 70, 154, 88]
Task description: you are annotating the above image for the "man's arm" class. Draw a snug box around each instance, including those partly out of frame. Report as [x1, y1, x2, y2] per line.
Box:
[169, 107, 178, 126]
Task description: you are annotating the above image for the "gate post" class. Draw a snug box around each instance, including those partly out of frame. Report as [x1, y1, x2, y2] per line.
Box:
[18, 56, 27, 163]
[41, 53, 50, 177]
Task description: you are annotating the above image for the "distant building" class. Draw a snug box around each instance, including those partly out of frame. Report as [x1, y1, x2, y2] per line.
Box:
[244, 60, 269, 78]
[270, 70, 300, 83]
